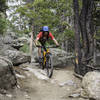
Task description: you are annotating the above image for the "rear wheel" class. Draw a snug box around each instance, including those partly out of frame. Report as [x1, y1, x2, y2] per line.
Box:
[46, 54, 53, 78]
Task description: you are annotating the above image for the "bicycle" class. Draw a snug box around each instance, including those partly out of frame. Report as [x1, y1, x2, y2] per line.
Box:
[36, 45, 59, 78]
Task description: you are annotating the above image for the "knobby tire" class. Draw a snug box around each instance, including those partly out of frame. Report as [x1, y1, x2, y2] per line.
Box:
[46, 55, 53, 78]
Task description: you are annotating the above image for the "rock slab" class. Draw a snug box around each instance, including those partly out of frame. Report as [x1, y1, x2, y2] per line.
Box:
[4, 50, 31, 66]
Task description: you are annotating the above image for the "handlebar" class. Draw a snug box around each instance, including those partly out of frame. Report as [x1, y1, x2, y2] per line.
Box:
[36, 45, 59, 48]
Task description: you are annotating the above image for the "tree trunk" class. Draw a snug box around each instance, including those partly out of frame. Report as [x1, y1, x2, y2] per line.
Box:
[93, 39, 97, 65]
[30, 23, 35, 60]
[80, 0, 89, 63]
[73, 0, 95, 76]
[73, 0, 82, 75]
[86, 0, 95, 58]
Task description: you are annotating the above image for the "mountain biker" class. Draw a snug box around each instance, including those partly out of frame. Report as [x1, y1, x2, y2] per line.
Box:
[35, 26, 59, 63]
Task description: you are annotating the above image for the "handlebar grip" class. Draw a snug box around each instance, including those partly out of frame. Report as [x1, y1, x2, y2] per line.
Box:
[56, 45, 60, 48]
[36, 45, 42, 47]
[36, 45, 60, 48]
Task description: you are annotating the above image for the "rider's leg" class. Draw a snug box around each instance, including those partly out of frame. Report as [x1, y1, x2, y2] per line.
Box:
[38, 40, 45, 63]
[38, 47, 41, 57]
[38, 47, 42, 64]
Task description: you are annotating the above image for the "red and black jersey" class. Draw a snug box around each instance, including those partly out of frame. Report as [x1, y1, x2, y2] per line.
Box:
[36, 32, 54, 40]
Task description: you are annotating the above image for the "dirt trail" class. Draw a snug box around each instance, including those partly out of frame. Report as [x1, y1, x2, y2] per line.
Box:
[0, 63, 89, 100]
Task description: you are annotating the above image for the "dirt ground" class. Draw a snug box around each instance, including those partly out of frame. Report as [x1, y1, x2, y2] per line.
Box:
[0, 63, 89, 100]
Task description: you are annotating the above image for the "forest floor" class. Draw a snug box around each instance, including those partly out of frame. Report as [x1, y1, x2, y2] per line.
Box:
[0, 63, 89, 100]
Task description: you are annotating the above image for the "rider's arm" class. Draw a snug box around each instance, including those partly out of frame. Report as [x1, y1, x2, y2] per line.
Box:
[35, 32, 42, 45]
[53, 38, 59, 46]
[49, 32, 59, 46]
[35, 37, 39, 45]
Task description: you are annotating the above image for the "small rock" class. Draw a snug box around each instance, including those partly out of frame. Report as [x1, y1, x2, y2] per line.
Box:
[25, 93, 31, 99]
[69, 93, 80, 98]
[6, 94, 13, 98]
[59, 80, 76, 87]
[16, 74, 25, 78]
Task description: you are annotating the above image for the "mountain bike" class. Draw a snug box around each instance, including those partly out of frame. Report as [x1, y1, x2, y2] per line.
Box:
[36, 45, 58, 78]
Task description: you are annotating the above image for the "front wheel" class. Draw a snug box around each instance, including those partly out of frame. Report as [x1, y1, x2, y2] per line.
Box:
[46, 54, 53, 78]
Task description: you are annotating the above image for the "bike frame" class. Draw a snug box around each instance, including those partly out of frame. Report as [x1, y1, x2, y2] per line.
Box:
[43, 48, 50, 66]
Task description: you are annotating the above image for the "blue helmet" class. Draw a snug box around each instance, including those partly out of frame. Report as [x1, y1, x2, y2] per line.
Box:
[42, 26, 49, 31]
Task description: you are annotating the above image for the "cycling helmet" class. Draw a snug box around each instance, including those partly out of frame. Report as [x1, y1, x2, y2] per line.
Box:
[42, 26, 49, 31]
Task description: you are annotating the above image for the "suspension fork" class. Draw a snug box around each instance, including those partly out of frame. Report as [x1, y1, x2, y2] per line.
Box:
[43, 52, 50, 66]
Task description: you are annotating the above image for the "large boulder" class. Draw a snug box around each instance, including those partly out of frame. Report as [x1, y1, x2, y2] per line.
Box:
[0, 34, 31, 66]
[81, 71, 100, 99]
[0, 34, 15, 52]
[18, 36, 29, 44]
[10, 39, 24, 50]
[0, 56, 17, 90]
[3, 31, 18, 44]
[33, 48, 74, 67]
[10, 35, 30, 50]
[3, 50, 31, 66]
[3, 32, 24, 50]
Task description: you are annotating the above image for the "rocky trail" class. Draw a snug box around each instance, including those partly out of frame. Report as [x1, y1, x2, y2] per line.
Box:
[0, 62, 89, 100]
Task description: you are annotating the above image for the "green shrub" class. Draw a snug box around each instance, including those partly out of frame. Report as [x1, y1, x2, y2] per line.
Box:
[20, 43, 29, 53]
[0, 17, 6, 34]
